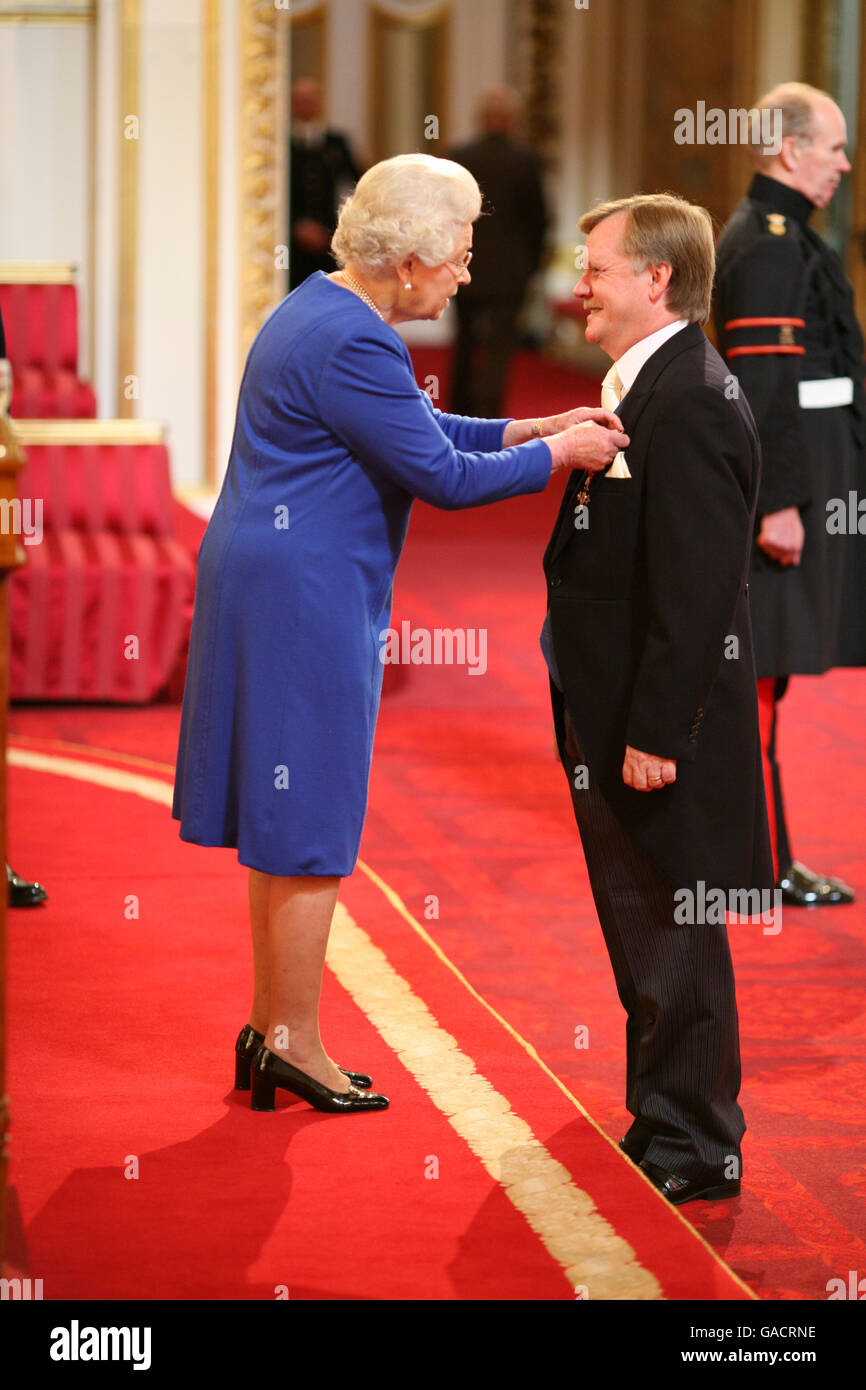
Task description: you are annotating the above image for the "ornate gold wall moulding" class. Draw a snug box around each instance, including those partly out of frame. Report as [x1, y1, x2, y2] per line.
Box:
[0, 262, 78, 284]
[0, 3, 94, 23]
[238, 0, 286, 369]
[11, 419, 166, 445]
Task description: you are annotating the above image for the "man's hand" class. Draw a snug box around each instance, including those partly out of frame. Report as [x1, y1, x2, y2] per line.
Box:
[756, 506, 804, 566]
[622, 745, 677, 791]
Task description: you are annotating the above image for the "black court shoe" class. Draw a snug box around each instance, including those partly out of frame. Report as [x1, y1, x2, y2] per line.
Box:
[249, 1045, 389, 1113]
[234, 1025, 372, 1092]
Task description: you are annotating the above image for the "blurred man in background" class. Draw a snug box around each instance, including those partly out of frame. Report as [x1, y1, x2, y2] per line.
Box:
[448, 87, 549, 416]
[289, 77, 363, 291]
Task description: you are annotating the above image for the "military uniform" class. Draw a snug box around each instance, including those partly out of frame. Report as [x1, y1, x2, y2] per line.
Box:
[715, 172, 866, 674]
[714, 172, 866, 890]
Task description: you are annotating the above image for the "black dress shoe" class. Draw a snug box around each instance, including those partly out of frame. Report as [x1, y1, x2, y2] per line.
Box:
[7, 863, 48, 908]
[249, 1045, 389, 1113]
[778, 861, 854, 907]
[641, 1159, 741, 1205]
[234, 1026, 372, 1092]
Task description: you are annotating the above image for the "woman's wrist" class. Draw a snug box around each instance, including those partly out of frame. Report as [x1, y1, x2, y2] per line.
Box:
[503, 417, 549, 447]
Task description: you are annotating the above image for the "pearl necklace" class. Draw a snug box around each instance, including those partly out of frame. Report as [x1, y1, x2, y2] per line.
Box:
[339, 272, 385, 322]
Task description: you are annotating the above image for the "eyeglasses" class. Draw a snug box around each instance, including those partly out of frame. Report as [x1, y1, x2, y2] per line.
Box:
[445, 250, 473, 272]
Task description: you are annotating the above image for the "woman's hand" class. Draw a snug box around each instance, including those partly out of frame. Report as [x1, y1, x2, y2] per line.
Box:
[546, 420, 630, 474]
[546, 406, 623, 434]
[503, 408, 623, 448]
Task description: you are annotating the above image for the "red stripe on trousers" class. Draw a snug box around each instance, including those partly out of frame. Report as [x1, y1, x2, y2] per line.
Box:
[757, 677, 778, 880]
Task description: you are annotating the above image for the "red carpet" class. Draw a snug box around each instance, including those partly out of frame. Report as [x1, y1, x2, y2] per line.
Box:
[5, 737, 749, 1300]
[6, 348, 866, 1300]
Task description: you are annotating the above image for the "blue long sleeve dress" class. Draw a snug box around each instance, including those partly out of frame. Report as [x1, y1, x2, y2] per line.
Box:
[172, 271, 552, 875]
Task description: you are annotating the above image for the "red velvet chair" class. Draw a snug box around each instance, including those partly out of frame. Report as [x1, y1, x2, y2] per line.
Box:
[10, 421, 195, 702]
[0, 267, 97, 419]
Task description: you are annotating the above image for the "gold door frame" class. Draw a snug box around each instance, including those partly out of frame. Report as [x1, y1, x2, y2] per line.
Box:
[289, 0, 328, 93]
[238, 0, 288, 371]
[368, 2, 450, 163]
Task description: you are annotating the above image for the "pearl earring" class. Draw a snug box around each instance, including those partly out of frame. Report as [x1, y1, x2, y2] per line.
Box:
[404, 282, 412, 290]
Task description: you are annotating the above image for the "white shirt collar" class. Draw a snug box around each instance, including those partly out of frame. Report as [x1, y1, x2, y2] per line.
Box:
[294, 120, 326, 146]
[614, 319, 689, 396]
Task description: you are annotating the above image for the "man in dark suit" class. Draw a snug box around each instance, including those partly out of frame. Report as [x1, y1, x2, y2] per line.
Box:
[289, 78, 363, 291]
[448, 88, 548, 416]
[541, 194, 774, 1203]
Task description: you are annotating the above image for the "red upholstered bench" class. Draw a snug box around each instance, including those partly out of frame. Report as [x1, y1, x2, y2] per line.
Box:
[0, 266, 97, 419]
[10, 420, 195, 703]
[10, 363, 97, 419]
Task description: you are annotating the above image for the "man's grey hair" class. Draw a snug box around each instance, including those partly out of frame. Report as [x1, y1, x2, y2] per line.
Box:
[751, 81, 837, 166]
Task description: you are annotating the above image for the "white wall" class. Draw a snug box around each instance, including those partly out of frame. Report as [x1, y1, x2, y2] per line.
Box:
[136, 0, 203, 488]
[93, 0, 120, 414]
[215, 0, 240, 486]
[0, 17, 92, 369]
[754, 0, 805, 94]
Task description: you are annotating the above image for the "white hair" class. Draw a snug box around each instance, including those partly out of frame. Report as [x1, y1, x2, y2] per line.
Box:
[331, 153, 482, 273]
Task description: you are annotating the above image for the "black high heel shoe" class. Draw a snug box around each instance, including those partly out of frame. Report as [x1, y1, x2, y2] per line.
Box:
[234, 1025, 372, 1092]
[250, 1045, 389, 1113]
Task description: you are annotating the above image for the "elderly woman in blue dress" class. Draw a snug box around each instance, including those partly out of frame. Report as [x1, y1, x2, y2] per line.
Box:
[172, 153, 628, 1114]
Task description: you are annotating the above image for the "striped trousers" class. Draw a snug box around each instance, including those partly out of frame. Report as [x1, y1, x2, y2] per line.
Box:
[557, 697, 746, 1177]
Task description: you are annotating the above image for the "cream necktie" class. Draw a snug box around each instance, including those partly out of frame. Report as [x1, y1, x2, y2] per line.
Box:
[600, 365, 631, 478]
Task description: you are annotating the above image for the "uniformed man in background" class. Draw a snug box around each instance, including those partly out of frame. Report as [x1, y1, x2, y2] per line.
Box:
[714, 82, 866, 906]
[288, 77, 363, 291]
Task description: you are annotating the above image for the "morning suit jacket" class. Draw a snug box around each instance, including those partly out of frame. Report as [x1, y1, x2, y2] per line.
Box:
[543, 321, 774, 895]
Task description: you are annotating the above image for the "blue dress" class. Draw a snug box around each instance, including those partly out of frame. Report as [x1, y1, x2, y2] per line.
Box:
[172, 272, 552, 875]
